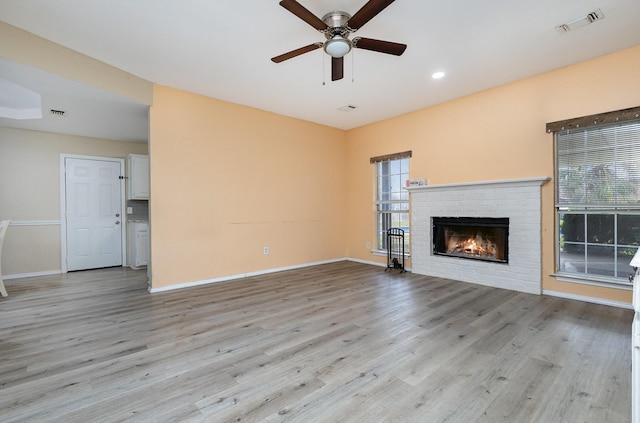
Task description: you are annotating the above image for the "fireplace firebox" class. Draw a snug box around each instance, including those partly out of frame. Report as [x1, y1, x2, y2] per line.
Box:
[432, 217, 509, 263]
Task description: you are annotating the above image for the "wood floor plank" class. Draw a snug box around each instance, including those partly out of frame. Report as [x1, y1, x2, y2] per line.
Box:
[476, 356, 564, 422]
[0, 261, 632, 422]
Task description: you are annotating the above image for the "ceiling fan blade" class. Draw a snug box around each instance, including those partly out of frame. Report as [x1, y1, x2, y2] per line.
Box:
[279, 0, 328, 31]
[347, 0, 395, 30]
[353, 37, 407, 56]
[271, 43, 322, 63]
[331, 57, 344, 81]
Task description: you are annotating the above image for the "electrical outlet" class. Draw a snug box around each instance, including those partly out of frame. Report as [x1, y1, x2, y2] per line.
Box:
[264, 247, 269, 255]
[127, 206, 133, 214]
[365, 242, 371, 249]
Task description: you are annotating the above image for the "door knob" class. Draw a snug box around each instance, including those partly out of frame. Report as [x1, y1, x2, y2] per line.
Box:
[115, 221, 121, 225]
[115, 213, 120, 217]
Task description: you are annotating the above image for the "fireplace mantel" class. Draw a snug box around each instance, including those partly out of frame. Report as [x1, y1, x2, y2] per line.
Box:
[405, 177, 550, 192]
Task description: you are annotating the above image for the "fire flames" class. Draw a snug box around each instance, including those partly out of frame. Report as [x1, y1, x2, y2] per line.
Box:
[448, 236, 496, 257]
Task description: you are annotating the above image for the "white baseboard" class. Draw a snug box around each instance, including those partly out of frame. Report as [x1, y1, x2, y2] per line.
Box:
[4, 270, 62, 280]
[148, 258, 348, 293]
[347, 257, 386, 268]
[347, 257, 412, 272]
[543, 289, 633, 309]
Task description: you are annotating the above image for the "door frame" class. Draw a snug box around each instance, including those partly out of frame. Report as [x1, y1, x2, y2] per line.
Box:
[59, 154, 127, 273]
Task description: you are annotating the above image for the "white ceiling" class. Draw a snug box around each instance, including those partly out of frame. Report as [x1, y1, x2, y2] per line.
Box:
[0, 58, 149, 142]
[1, 0, 639, 141]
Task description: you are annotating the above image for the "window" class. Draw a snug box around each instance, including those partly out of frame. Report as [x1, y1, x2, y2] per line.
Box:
[555, 117, 640, 284]
[372, 152, 410, 252]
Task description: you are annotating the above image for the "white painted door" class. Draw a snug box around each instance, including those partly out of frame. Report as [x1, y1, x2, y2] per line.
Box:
[65, 158, 123, 271]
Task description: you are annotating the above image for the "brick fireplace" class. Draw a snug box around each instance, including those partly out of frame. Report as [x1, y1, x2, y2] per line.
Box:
[407, 177, 549, 294]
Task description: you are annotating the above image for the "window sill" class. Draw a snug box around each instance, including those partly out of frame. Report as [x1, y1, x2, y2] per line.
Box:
[552, 272, 633, 290]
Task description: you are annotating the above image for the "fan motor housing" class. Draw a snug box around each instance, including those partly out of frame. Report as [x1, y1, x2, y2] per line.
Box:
[322, 11, 351, 38]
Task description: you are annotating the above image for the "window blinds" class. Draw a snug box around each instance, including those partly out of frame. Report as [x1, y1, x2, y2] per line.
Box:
[556, 119, 640, 207]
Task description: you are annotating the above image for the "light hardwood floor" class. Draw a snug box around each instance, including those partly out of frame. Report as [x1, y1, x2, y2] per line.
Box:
[0, 261, 633, 422]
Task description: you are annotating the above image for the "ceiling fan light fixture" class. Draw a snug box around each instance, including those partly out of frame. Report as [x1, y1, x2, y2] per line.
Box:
[273, 1, 406, 82]
[324, 36, 352, 58]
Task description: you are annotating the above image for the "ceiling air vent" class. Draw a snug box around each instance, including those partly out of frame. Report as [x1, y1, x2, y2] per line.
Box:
[556, 8, 604, 33]
[50, 109, 66, 116]
[338, 105, 357, 112]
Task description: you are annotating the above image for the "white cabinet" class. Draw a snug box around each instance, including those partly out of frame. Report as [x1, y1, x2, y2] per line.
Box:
[632, 248, 640, 423]
[126, 154, 149, 200]
[128, 221, 149, 269]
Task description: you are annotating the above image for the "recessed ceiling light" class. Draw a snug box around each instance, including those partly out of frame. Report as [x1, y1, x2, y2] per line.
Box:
[432, 71, 445, 79]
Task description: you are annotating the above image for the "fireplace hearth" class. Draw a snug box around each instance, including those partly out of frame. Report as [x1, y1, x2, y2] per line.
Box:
[433, 217, 509, 263]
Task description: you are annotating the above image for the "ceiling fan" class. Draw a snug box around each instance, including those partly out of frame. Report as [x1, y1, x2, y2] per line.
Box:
[271, 0, 407, 81]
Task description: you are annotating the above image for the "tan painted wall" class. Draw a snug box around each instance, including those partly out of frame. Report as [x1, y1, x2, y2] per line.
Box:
[149, 86, 347, 288]
[0, 127, 147, 276]
[346, 45, 640, 304]
[0, 21, 153, 105]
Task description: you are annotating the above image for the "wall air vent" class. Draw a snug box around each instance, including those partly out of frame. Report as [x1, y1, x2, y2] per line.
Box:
[50, 109, 66, 116]
[556, 8, 604, 33]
